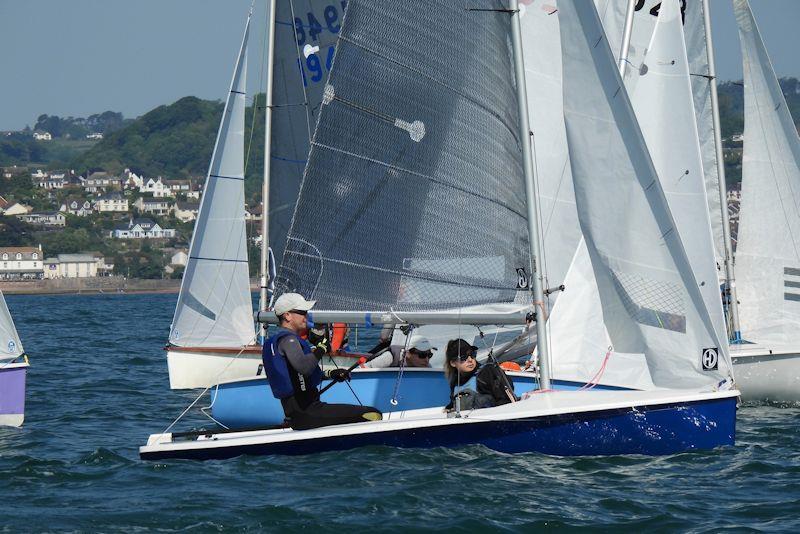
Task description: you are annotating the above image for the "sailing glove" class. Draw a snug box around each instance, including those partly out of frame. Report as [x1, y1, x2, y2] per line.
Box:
[312, 339, 330, 359]
[325, 368, 351, 383]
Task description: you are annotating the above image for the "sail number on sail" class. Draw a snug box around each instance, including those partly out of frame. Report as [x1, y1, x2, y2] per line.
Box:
[294, 1, 348, 87]
[634, 0, 686, 24]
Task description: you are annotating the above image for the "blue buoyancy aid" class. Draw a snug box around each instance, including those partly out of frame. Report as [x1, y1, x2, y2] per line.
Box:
[452, 374, 478, 397]
[262, 329, 323, 400]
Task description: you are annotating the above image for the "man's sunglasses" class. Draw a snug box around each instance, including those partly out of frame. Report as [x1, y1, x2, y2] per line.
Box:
[409, 350, 432, 359]
[289, 309, 308, 316]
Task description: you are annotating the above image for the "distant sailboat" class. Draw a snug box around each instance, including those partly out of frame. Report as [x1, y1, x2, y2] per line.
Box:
[0, 290, 27, 427]
[729, 0, 800, 401]
[166, 1, 350, 389]
[141, 0, 737, 461]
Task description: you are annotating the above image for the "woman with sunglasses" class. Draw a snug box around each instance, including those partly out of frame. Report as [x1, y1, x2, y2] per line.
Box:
[444, 338, 517, 411]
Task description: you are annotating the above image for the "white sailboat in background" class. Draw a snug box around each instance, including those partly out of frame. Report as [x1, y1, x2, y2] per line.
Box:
[166, 1, 349, 389]
[166, 12, 258, 390]
[141, 0, 737, 461]
[729, 0, 800, 401]
[0, 290, 28, 427]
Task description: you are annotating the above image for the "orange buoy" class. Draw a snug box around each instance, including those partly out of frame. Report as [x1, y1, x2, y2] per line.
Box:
[500, 361, 521, 372]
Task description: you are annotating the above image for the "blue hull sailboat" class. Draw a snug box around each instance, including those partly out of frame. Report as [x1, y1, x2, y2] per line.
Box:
[141, 0, 738, 461]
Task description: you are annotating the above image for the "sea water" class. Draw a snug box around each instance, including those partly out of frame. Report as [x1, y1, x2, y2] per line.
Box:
[0, 293, 798, 531]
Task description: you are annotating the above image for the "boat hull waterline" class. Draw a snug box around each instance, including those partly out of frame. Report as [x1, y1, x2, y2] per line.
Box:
[0, 361, 28, 427]
[140, 389, 739, 460]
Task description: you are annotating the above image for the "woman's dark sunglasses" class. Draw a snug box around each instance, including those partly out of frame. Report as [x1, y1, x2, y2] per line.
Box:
[456, 352, 476, 362]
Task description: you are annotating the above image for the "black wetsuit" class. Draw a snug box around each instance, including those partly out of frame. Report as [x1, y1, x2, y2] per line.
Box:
[275, 333, 382, 430]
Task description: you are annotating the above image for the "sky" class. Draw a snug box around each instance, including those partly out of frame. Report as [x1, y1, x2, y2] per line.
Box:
[1, 0, 799, 131]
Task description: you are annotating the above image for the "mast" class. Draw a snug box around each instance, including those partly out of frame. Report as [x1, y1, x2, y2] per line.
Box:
[617, 0, 636, 76]
[260, 0, 278, 329]
[510, 0, 551, 390]
[703, 0, 741, 342]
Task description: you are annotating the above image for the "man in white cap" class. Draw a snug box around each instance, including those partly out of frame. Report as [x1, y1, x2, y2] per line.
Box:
[362, 334, 437, 369]
[261, 292, 382, 430]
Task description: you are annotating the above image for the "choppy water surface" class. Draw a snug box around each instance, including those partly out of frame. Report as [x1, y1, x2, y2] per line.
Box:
[0, 293, 798, 531]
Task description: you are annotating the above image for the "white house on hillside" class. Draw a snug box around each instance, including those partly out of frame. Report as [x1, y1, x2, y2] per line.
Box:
[110, 218, 176, 239]
[2, 203, 32, 217]
[140, 177, 173, 198]
[133, 197, 171, 216]
[94, 192, 128, 212]
[33, 132, 52, 141]
[172, 202, 199, 223]
[17, 211, 65, 227]
[59, 198, 93, 217]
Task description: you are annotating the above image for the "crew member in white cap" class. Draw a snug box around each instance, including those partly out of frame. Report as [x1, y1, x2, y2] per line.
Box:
[261, 293, 382, 430]
[362, 334, 437, 369]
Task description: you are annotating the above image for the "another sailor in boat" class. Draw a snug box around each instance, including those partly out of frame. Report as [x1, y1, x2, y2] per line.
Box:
[262, 293, 382, 430]
[361, 334, 436, 369]
[444, 339, 517, 411]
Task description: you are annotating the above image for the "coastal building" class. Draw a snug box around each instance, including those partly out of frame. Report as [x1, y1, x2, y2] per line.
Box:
[81, 172, 122, 193]
[2, 203, 32, 217]
[2, 166, 27, 179]
[133, 197, 171, 216]
[170, 250, 188, 266]
[42, 253, 98, 279]
[172, 202, 199, 223]
[139, 177, 173, 198]
[17, 211, 66, 227]
[165, 179, 192, 194]
[110, 218, 176, 239]
[86, 133, 104, 140]
[32, 132, 52, 141]
[0, 246, 44, 280]
[59, 198, 93, 217]
[94, 192, 129, 213]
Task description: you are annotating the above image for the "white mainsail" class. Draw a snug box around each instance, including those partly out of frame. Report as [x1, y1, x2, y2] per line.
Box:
[734, 0, 800, 348]
[0, 291, 23, 361]
[559, 0, 731, 388]
[169, 15, 254, 349]
[628, 0, 729, 361]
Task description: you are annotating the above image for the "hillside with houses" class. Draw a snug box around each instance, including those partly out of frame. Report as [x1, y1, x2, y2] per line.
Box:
[0, 165, 263, 281]
[2, 78, 798, 283]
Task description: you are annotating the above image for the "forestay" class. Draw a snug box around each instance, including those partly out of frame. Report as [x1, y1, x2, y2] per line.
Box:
[734, 0, 800, 348]
[558, 0, 730, 388]
[169, 16, 254, 348]
[276, 0, 531, 312]
[0, 292, 23, 361]
[628, 0, 729, 369]
[269, 0, 347, 266]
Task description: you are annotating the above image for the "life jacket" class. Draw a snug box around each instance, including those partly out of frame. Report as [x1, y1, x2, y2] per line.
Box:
[262, 329, 323, 400]
[452, 374, 478, 397]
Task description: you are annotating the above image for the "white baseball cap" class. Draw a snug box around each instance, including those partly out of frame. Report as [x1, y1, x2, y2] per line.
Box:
[273, 292, 316, 317]
[407, 334, 436, 353]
